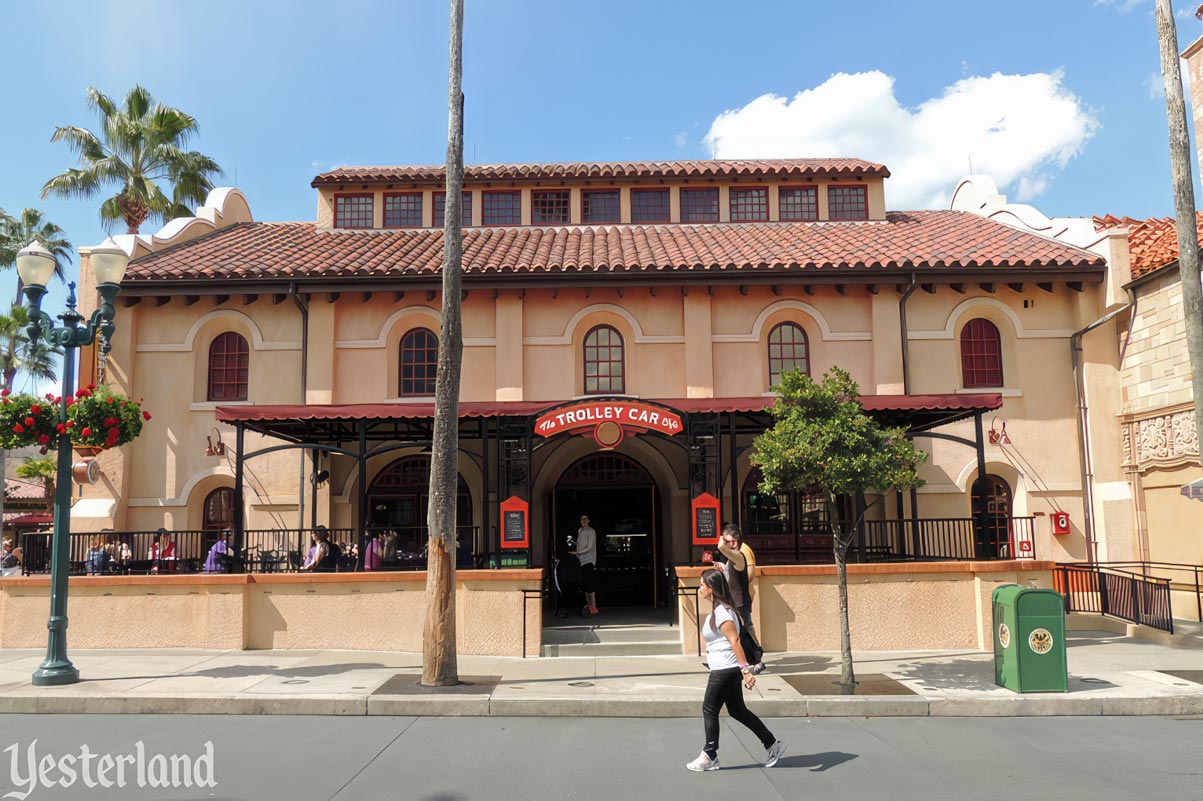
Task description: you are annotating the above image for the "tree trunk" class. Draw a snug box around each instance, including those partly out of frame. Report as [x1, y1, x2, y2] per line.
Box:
[1156, 0, 1203, 441]
[422, 0, 465, 688]
[829, 496, 856, 693]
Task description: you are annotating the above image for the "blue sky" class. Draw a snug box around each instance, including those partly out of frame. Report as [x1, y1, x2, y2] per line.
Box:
[0, 0, 1201, 340]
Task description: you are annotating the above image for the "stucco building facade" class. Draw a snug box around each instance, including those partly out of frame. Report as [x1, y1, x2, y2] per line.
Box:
[56, 157, 1114, 615]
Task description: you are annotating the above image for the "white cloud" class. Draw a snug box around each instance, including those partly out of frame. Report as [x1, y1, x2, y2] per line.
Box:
[703, 70, 1099, 209]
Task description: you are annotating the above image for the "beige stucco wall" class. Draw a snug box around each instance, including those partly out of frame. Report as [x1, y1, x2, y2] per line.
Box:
[0, 570, 542, 656]
[69, 275, 1106, 565]
[677, 562, 1054, 653]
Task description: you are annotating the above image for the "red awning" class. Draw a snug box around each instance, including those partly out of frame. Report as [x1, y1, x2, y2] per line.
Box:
[4, 513, 53, 526]
[216, 394, 1001, 423]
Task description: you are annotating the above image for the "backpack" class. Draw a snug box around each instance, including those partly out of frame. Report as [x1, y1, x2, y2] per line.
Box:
[316, 541, 341, 572]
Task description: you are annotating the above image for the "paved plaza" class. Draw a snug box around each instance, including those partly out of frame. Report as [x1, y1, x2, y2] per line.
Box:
[3, 628, 1203, 717]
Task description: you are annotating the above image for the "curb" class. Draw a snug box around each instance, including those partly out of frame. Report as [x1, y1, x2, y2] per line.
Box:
[2, 693, 1202, 717]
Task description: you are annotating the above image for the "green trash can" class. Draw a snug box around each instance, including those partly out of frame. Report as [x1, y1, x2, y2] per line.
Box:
[992, 585, 1068, 693]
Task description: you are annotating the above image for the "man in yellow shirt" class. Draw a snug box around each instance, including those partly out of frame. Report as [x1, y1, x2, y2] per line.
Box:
[716, 524, 765, 674]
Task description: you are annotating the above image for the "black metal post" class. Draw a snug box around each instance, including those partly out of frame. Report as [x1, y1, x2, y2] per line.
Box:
[233, 422, 245, 561]
[728, 413, 739, 529]
[310, 447, 319, 529]
[481, 418, 490, 568]
[356, 420, 367, 571]
[973, 412, 989, 560]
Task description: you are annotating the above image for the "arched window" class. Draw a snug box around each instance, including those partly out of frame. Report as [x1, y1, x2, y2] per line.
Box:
[971, 475, 1013, 558]
[960, 318, 1003, 388]
[202, 487, 235, 531]
[399, 328, 439, 396]
[583, 325, 625, 394]
[207, 332, 249, 402]
[767, 322, 810, 389]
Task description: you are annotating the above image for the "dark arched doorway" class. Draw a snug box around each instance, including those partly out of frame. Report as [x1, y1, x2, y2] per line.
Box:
[971, 475, 1013, 559]
[553, 452, 662, 607]
[368, 455, 473, 560]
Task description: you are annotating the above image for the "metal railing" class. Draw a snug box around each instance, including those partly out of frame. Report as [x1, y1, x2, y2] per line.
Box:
[1090, 562, 1203, 623]
[1053, 563, 1174, 633]
[861, 516, 1036, 562]
[17, 526, 482, 576]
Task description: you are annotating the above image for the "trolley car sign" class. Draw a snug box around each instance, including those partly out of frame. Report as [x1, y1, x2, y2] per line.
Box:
[535, 401, 682, 448]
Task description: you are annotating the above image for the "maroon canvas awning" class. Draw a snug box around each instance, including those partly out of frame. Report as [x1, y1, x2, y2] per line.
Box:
[216, 393, 1001, 424]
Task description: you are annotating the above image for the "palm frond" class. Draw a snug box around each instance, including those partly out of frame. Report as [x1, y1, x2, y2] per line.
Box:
[85, 87, 118, 119]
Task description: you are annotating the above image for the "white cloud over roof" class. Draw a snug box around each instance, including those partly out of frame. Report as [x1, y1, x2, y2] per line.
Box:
[703, 70, 1099, 210]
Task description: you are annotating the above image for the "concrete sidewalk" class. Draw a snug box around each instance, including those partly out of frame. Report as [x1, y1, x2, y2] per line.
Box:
[3, 629, 1203, 717]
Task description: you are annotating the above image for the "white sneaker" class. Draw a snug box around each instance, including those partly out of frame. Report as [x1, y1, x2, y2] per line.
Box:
[764, 740, 787, 768]
[686, 752, 720, 772]
[748, 662, 767, 675]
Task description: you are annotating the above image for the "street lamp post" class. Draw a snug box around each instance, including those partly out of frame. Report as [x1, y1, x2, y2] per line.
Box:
[16, 239, 128, 686]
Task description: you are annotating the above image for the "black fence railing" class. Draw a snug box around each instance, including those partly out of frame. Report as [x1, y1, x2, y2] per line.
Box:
[1054, 563, 1174, 633]
[1090, 562, 1203, 623]
[17, 526, 483, 576]
[861, 516, 1036, 562]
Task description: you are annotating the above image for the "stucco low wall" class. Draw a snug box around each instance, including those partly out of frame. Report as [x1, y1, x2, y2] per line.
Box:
[676, 561, 1055, 653]
[0, 570, 543, 657]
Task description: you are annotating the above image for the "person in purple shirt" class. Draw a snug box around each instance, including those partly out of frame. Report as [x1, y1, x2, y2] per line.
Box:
[204, 530, 230, 573]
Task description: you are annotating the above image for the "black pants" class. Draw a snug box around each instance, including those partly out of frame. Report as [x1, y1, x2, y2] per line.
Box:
[702, 667, 775, 759]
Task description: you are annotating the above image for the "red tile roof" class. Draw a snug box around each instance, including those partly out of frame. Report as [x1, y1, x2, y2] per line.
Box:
[5, 478, 47, 500]
[126, 211, 1103, 283]
[1094, 213, 1203, 278]
[311, 158, 890, 186]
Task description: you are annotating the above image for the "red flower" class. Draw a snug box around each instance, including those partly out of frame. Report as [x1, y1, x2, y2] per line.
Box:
[107, 397, 115, 404]
[87, 384, 95, 390]
[65, 398, 73, 407]
[75, 388, 88, 398]
[104, 417, 117, 426]
[121, 401, 127, 407]
[24, 417, 35, 427]
[37, 435, 49, 445]
[56, 424, 66, 434]
[13, 424, 24, 433]
[107, 427, 119, 436]
[44, 393, 54, 402]
[30, 404, 41, 415]
[1, 389, 9, 397]
[81, 427, 92, 437]
[143, 411, 152, 421]
[65, 420, 74, 429]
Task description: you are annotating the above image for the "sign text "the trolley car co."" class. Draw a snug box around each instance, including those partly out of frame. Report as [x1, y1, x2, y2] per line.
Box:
[534, 401, 683, 438]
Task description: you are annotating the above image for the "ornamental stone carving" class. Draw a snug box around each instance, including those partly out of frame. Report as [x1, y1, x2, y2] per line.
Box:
[1129, 409, 1199, 470]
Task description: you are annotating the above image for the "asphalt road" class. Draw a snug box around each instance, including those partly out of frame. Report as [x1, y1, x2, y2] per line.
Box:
[0, 714, 1200, 801]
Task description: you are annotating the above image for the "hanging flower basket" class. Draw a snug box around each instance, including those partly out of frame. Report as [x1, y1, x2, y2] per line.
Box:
[0, 391, 59, 451]
[0, 385, 152, 454]
[66, 385, 150, 451]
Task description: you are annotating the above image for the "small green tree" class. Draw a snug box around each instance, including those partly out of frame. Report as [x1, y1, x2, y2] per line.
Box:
[16, 457, 55, 499]
[752, 367, 926, 692]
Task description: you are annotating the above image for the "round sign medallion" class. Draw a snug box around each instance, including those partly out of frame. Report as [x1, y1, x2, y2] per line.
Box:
[594, 421, 624, 448]
[998, 622, 1011, 649]
[1028, 627, 1054, 654]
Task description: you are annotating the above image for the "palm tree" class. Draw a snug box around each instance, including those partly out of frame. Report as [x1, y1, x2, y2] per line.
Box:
[0, 208, 73, 285]
[0, 304, 59, 393]
[41, 85, 223, 234]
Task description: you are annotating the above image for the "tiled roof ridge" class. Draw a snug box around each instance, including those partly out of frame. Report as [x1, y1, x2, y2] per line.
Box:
[123, 209, 1104, 281]
[312, 157, 890, 186]
[1096, 211, 1203, 277]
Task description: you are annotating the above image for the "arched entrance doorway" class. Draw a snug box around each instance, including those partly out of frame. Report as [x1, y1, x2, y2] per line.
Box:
[368, 455, 474, 560]
[553, 453, 662, 607]
[971, 475, 1013, 558]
